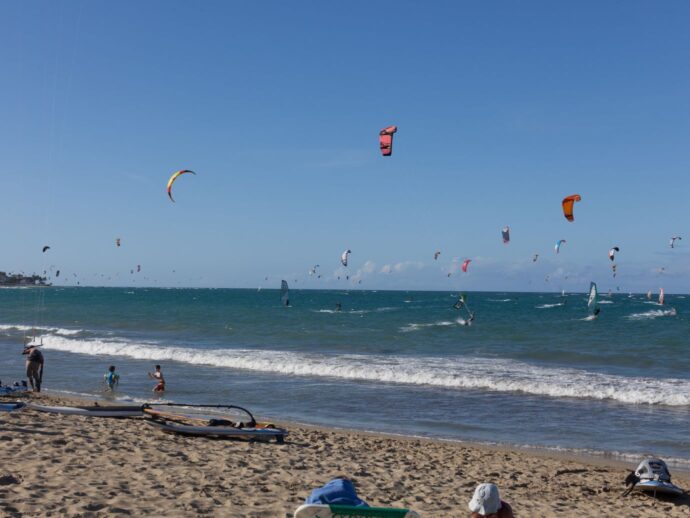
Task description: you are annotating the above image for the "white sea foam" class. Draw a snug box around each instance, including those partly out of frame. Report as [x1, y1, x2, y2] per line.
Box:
[598, 300, 614, 304]
[0, 324, 82, 336]
[39, 335, 690, 406]
[536, 303, 564, 309]
[399, 320, 459, 332]
[626, 309, 677, 320]
[488, 299, 511, 302]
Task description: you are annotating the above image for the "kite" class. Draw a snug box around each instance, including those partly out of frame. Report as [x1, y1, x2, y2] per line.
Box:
[670, 236, 682, 248]
[434, 251, 441, 260]
[461, 259, 471, 273]
[562, 194, 581, 222]
[42, 246, 50, 253]
[532, 254, 539, 262]
[501, 227, 510, 244]
[341, 249, 351, 267]
[137, 265, 141, 273]
[555, 239, 566, 254]
[379, 126, 397, 156]
[608, 247, 619, 261]
[167, 169, 196, 202]
[309, 265, 320, 276]
[116, 238, 121, 247]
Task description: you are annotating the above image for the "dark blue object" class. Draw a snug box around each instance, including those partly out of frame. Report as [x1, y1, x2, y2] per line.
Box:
[305, 478, 369, 507]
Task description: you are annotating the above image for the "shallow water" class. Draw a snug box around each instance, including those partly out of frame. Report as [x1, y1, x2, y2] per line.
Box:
[1, 287, 689, 465]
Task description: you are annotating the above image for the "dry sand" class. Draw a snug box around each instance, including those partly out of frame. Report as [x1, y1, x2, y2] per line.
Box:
[1, 393, 689, 517]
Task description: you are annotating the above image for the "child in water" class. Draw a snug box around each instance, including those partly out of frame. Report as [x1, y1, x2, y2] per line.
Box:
[104, 365, 119, 391]
[148, 365, 165, 393]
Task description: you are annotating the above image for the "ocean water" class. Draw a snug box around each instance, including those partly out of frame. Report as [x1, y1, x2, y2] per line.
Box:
[2, 287, 689, 466]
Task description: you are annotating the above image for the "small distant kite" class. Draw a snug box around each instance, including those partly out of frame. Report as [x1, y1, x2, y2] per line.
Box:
[309, 265, 320, 276]
[562, 194, 581, 222]
[434, 251, 441, 260]
[608, 247, 619, 261]
[532, 254, 539, 262]
[555, 239, 566, 254]
[116, 238, 121, 247]
[42, 246, 50, 253]
[167, 169, 196, 202]
[461, 259, 471, 273]
[341, 249, 351, 267]
[501, 227, 510, 244]
[379, 126, 397, 157]
[670, 236, 682, 248]
[55, 270, 60, 277]
[137, 265, 141, 273]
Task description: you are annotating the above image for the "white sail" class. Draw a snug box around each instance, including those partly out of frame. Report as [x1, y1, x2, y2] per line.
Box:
[587, 282, 598, 314]
[659, 288, 665, 306]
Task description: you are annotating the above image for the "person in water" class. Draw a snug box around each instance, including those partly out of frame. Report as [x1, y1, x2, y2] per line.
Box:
[148, 365, 165, 393]
[468, 483, 514, 518]
[104, 365, 119, 391]
[335, 302, 342, 312]
[22, 344, 44, 392]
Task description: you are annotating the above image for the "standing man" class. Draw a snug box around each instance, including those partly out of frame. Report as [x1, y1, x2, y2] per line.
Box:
[22, 344, 44, 392]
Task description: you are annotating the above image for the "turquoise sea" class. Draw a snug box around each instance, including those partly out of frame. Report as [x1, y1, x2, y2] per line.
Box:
[2, 287, 689, 466]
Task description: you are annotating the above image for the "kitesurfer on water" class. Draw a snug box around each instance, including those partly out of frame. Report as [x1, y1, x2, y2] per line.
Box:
[335, 302, 342, 312]
[22, 345, 44, 392]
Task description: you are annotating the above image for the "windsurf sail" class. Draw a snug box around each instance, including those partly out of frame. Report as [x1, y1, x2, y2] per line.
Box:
[587, 282, 598, 315]
[452, 293, 473, 320]
[659, 288, 665, 305]
[646, 290, 652, 300]
[281, 280, 290, 306]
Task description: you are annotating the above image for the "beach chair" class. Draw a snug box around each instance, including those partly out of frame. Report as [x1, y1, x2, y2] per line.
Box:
[294, 504, 420, 518]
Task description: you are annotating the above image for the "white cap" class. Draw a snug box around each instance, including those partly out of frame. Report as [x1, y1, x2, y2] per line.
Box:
[468, 483, 502, 515]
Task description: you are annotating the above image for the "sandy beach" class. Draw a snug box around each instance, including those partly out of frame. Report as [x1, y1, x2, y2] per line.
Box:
[0, 394, 687, 517]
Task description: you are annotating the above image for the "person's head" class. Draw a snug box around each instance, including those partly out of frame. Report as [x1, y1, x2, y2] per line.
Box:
[155, 365, 161, 371]
[469, 483, 502, 517]
[109, 365, 116, 373]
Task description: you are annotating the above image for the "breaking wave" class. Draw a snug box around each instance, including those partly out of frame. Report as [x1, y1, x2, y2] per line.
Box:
[38, 334, 690, 407]
[0, 324, 82, 336]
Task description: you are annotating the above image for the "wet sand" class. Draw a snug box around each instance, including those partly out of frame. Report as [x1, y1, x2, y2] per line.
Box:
[1, 393, 689, 517]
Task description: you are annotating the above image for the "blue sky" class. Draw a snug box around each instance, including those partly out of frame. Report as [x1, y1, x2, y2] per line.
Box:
[1, 1, 689, 292]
